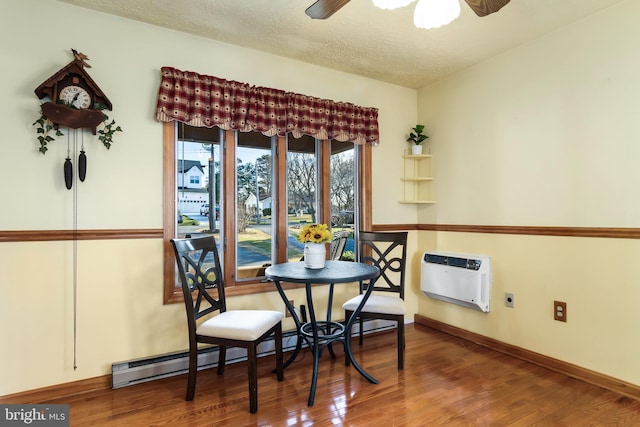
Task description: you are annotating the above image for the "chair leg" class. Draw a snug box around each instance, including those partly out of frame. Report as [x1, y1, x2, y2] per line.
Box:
[344, 310, 352, 366]
[185, 344, 198, 401]
[217, 346, 226, 375]
[397, 319, 405, 370]
[275, 323, 284, 381]
[247, 344, 258, 413]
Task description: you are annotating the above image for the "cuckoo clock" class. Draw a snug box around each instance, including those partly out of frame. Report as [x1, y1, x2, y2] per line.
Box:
[34, 49, 121, 189]
[34, 49, 113, 133]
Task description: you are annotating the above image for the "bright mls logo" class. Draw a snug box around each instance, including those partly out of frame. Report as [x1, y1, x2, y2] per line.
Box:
[1, 405, 69, 426]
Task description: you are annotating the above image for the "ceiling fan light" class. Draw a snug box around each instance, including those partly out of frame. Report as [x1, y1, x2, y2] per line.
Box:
[413, 0, 461, 29]
[372, 0, 415, 10]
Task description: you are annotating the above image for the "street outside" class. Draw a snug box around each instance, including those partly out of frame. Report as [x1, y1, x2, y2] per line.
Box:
[178, 212, 353, 267]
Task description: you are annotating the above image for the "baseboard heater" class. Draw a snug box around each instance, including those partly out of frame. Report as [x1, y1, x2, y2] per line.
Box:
[420, 251, 492, 312]
[111, 319, 395, 389]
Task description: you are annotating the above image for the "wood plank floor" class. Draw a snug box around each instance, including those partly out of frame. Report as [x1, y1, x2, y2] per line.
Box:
[6, 324, 640, 426]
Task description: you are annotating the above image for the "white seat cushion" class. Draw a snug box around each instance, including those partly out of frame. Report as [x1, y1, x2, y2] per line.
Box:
[196, 310, 284, 341]
[342, 294, 406, 316]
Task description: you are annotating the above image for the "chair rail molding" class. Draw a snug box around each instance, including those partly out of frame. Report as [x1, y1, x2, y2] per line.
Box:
[0, 229, 163, 242]
[417, 224, 640, 239]
[3, 225, 640, 242]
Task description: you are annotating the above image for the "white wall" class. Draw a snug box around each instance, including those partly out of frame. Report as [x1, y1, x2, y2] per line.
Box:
[0, 0, 416, 395]
[417, 0, 640, 386]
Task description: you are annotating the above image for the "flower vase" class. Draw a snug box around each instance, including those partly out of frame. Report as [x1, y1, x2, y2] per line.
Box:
[411, 145, 423, 155]
[304, 243, 326, 269]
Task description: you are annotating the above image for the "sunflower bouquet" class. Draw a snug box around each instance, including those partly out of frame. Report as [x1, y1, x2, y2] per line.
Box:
[297, 223, 332, 244]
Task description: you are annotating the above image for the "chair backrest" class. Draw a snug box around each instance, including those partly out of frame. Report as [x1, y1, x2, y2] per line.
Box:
[171, 236, 226, 336]
[357, 231, 408, 299]
[300, 231, 349, 262]
[329, 231, 349, 260]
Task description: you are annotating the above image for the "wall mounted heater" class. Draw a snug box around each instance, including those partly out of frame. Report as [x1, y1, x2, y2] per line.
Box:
[420, 252, 492, 312]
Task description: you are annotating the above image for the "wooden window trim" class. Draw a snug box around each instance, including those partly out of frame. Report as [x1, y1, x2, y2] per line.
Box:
[275, 136, 288, 262]
[221, 129, 237, 286]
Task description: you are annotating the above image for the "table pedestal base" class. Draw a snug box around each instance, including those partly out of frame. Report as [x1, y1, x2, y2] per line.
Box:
[266, 261, 381, 407]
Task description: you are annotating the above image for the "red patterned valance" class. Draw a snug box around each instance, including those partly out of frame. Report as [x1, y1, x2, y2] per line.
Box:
[155, 67, 379, 145]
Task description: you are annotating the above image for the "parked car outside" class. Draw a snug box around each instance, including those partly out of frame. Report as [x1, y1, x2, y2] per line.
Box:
[331, 210, 354, 227]
[200, 203, 220, 219]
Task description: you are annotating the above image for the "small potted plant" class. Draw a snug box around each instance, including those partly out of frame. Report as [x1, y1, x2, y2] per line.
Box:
[407, 124, 428, 155]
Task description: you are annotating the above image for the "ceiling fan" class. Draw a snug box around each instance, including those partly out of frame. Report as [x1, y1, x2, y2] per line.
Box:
[306, 0, 511, 20]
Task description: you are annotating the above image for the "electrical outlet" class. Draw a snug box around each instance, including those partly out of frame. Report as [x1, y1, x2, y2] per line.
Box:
[554, 301, 567, 322]
[286, 300, 294, 318]
[505, 292, 514, 308]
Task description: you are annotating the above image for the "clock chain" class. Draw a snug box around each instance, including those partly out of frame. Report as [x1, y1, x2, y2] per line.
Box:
[63, 127, 90, 370]
[72, 128, 78, 371]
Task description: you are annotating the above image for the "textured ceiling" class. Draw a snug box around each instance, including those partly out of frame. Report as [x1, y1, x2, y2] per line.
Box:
[57, 0, 624, 89]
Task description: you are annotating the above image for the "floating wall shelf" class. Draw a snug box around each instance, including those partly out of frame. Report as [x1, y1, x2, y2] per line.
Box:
[400, 154, 435, 204]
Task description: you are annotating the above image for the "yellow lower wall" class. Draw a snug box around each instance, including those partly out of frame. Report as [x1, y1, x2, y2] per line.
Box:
[0, 240, 180, 394]
[417, 230, 640, 386]
[0, 234, 421, 396]
[4, 230, 639, 395]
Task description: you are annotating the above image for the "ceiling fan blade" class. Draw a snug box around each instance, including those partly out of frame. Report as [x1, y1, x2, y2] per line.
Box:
[463, 0, 511, 17]
[306, 0, 351, 19]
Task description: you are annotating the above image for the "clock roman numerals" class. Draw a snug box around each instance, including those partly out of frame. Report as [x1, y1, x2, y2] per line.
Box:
[59, 85, 92, 109]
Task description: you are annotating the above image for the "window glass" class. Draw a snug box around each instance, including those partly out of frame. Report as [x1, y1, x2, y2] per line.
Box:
[330, 140, 356, 260]
[236, 132, 274, 280]
[176, 127, 221, 242]
[287, 134, 318, 261]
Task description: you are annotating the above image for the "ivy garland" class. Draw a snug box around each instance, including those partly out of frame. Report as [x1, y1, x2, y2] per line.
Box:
[33, 104, 122, 154]
[33, 110, 64, 154]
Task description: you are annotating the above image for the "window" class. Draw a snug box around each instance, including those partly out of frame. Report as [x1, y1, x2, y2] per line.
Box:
[163, 126, 373, 303]
[235, 131, 274, 280]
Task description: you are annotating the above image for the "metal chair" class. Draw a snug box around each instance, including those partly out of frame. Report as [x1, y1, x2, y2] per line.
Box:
[342, 231, 408, 369]
[299, 230, 349, 261]
[329, 231, 349, 260]
[170, 235, 284, 413]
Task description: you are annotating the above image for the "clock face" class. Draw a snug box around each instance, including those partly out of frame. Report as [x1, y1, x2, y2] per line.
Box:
[59, 85, 92, 109]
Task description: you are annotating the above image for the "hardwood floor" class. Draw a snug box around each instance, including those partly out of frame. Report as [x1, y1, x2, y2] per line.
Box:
[5, 324, 640, 426]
